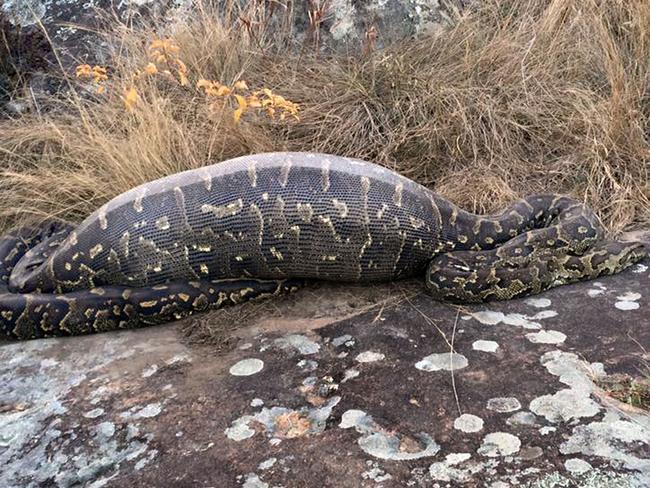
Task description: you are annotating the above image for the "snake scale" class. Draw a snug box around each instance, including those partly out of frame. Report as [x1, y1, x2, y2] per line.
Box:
[0, 152, 646, 339]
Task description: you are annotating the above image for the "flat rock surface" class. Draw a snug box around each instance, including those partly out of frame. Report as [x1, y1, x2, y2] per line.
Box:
[1, 257, 649, 487]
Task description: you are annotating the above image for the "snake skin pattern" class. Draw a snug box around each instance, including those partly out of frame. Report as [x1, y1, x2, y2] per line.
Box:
[0, 152, 646, 339]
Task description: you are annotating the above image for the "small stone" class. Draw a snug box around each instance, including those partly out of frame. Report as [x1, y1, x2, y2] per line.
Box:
[453, 414, 484, 433]
[229, 358, 264, 376]
[251, 398, 264, 407]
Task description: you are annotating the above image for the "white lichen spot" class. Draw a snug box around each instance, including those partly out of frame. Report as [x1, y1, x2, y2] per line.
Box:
[477, 432, 521, 457]
[243, 473, 268, 488]
[141, 364, 158, 378]
[632, 263, 648, 273]
[525, 330, 567, 344]
[230, 358, 264, 376]
[342, 368, 360, 382]
[471, 311, 505, 325]
[250, 398, 264, 407]
[564, 458, 592, 474]
[615, 300, 640, 311]
[525, 298, 551, 308]
[296, 359, 318, 372]
[539, 426, 556, 435]
[587, 288, 605, 297]
[83, 408, 104, 419]
[486, 397, 521, 413]
[472, 340, 499, 353]
[355, 351, 385, 363]
[415, 353, 468, 372]
[446, 453, 472, 465]
[340, 409, 369, 429]
[617, 292, 641, 301]
[453, 414, 484, 433]
[506, 411, 539, 427]
[133, 402, 163, 419]
[502, 313, 542, 329]
[225, 415, 256, 441]
[258, 457, 277, 470]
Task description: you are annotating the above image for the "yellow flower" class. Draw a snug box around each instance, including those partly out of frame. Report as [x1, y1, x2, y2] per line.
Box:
[233, 94, 247, 123]
[145, 63, 158, 75]
[123, 87, 138, 112]
[76, 64, 92, 78]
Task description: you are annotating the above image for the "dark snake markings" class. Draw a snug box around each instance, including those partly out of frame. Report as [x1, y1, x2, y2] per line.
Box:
[0, 152, 646, 339]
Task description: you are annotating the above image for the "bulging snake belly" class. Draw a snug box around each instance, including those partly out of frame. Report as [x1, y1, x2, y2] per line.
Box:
[1, 152, 646, 339]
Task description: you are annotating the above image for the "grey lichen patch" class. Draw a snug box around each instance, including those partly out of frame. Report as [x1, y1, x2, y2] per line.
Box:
[243, 473, 269, 488]
[225, 397, 341, 442]
[472, 340, 499, 353]
[129, 402, 163, 419]
[560, 412, 650, 475]
[530, 389, 600, 423]
[486, 397, 521, 413]
[453, 414, 484, 433]
[528, 350, 606, 424]
[0, 332, 176, 487]
[362, 462, 393, 482]
[296, 359, 318, 371]
[477, 432, 521, 457]
[258, 457, 277, 470]
[415, 352, 468, 372]
[332, 334, 354, 347]
[1, 0, 46, 26]
[428, 453, 485, 483]
[229, 358, 264, 376]
[273, 334, 320, 355]
[506, 411, 539, 427]
[225, 415, 256, 441]
[525, 330, 567, 345]
[339, 409, 440, 460]
[355, 351, 385, 363]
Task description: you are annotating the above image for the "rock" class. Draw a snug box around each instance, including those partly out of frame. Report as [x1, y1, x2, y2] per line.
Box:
[0, 253, 648, 486]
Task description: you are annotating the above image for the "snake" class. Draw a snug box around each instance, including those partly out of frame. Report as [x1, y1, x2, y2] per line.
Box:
[0, 152, 646, 339]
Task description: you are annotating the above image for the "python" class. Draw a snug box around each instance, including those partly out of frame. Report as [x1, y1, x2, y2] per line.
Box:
[0, 152, 645, 339]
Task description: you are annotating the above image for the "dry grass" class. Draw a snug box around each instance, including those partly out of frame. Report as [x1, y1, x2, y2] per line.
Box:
[1, 0, 649, 233]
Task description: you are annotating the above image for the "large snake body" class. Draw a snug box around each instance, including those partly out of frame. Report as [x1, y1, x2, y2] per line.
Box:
[1, 152, 646, 339]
